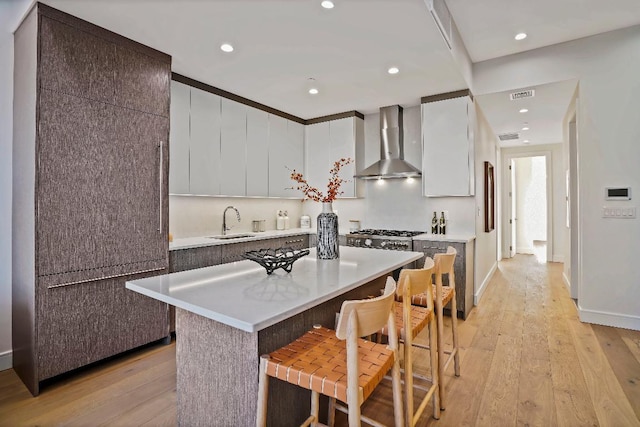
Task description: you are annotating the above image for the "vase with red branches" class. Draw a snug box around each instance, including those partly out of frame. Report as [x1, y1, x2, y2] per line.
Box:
[290, 158, 352, 259]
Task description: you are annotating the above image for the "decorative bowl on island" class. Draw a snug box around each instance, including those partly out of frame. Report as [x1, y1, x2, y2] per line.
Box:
[243, 247, 310, 275]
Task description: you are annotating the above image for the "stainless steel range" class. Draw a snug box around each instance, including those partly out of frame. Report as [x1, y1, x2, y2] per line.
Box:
[346, 229, 424, 251]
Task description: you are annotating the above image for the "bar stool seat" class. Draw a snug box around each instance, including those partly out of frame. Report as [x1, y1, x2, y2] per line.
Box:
[257, 280, 404, 427]
[411, 285, 454, 308]
[262, 326, 394, 405]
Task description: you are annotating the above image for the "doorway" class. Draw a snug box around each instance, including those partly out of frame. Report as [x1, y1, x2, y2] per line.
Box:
[504, 151, 553, 263]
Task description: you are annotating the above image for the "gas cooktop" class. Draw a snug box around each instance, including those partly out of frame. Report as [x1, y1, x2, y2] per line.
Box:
[348, 229, 425, 238]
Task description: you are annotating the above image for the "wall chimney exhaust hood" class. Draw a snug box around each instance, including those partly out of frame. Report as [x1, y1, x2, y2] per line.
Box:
[355, 105, 421, 179]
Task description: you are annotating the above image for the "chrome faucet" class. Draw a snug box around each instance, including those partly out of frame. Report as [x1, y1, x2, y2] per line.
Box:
[222, 206, 241, 235]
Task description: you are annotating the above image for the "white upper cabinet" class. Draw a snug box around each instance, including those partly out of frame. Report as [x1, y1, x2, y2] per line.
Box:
[220, 98, 247, 196]
[168, 80, 306, 198]
[169, 81, 190, 194]
[246, 106, 270, 197]
[422, 94, 475, 197]
[268, 115, 304, 198]
[305, 116, 363, 198]
[190, 87, 222, 195]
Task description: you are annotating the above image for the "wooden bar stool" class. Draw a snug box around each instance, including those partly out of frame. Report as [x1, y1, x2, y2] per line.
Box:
[256, 280, 404, 427]
[411, 246, 460, 410]
[379, 261, 440, 426]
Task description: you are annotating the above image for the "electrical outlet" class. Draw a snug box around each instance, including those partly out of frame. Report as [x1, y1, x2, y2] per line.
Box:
[444, 210, 449, 220]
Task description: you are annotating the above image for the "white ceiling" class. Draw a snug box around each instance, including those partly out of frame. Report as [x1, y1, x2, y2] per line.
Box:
[38, 0, 640, 146]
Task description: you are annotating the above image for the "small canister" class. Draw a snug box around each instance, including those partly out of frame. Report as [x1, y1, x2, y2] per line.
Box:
[300, 215, 311, 229]
[349, 219, 361, 233]
[252, 220, 261, 233]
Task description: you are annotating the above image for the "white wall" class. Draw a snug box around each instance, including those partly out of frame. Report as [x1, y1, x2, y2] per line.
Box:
[473, 104, 499, 303]
[475, 25, 640, 330]
[0, 0, 33, 371]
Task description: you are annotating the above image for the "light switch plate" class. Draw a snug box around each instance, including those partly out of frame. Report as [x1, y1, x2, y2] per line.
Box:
[602, 206, 636, 218]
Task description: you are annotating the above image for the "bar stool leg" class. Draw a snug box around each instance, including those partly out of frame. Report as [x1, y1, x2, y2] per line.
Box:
[436, 301, 446, 410]
[256, 355, 269, 427]
[451, 296, 460, 377]
[310, 391, 320, 427]
[428, 322, 441, 419]
[327, 398, 336, 427]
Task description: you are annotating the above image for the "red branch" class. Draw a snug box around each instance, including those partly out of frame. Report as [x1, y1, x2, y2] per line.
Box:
[289, 158, 353, 202]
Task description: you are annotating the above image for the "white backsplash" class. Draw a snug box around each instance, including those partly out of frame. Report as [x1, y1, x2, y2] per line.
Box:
[299, 179, 476, 235]
[169, 195, 303, 238]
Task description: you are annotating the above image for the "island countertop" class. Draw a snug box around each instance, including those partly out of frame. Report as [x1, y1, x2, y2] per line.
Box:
[126, 246, 421, 333]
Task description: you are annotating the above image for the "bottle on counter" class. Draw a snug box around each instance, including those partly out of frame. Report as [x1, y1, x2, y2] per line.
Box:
[300, 214, 311, 229]
[439, 211, 447, 235]
[283, 210, 290, 230]
[276, 210, 285, 230]
[431, 211, 438, 234]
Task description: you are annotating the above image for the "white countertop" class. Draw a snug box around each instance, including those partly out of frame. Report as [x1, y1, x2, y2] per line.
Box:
[170, 228, 314, 250]
[413, 233, 475, 243]
[126, 246, 422, 333]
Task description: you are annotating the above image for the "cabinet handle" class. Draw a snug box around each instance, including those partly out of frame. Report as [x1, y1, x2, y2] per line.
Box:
[158, 141, 163, 233]
[285, 238, 303, 244]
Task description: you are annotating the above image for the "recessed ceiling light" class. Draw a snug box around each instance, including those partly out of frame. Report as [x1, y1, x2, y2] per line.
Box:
[388, 67, 399, 75]
[523, 140, 530, 143]
[220, 43, 234, 53]
[308, 88, 319, 95]
[522, 126, 530, 131]
[519, 108, 529, 113]
[321, 1, 334, 9]
[515, 33, 527, 41]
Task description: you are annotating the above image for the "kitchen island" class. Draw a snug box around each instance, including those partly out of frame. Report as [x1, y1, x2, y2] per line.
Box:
[126, 246, 422, 426]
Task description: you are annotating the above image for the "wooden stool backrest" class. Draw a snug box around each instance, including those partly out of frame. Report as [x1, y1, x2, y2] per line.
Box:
[336, 279, 397, 340]
[397, 259, 436, 311]
[433, 246, 456, 285]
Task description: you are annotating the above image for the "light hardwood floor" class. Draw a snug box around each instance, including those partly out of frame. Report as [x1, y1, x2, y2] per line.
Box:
[1, 254, 639, 426]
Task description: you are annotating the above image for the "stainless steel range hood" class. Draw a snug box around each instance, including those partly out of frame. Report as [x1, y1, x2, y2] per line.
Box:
[355, 105, 421, 179]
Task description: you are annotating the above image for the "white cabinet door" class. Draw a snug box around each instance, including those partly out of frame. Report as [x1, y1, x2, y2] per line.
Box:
[422, 96, 473, 196]
[169, 81, 190, 194]
[246, 106, 269, 197]
[220, 98, 247, 196]
[304, 117, 362, 199]
[190, 88, 221, 195]
[329, 117, 356, 197]
[269, 115, 303, 197]
[304, 121, 331, 195]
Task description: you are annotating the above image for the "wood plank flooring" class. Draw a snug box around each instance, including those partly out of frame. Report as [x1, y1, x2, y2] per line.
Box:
[1, 253, 639, 426]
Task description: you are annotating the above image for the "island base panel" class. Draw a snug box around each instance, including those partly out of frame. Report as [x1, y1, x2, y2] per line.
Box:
[175, 275, 387, 426]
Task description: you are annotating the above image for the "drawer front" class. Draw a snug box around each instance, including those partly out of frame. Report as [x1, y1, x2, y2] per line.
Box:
[280, 235, 310, 250]
[169, 245, 222, 273]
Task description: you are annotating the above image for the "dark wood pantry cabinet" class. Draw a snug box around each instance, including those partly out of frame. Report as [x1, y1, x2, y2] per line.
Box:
[12, 3, 171, 395]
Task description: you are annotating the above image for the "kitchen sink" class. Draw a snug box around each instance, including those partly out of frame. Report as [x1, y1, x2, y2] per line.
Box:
[206, 233, 256, 240]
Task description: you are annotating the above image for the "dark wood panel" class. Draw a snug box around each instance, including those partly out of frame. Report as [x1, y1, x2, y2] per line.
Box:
[37, 90, 168, 283]
[36, 270, 169, 381]
[305, 110, 364, 124]
[412, 240, 470, 319]
[115, 45, 170, 117]
[421, 89, 473, 104]
[38, 3, 171, 63]
[169, 245, 222, 273]
[220, 238, 283, 264]
[39, 16, 115, 103]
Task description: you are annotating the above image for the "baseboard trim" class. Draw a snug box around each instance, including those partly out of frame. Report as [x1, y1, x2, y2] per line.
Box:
[0, 350, 12, 372]
[474, 261, 498, 305]
[578, 305, 640, 331]
[552, 255, 565, 263]
[562, 271, 571, 292]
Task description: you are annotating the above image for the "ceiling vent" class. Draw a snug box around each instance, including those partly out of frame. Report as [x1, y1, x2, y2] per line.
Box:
[509, 89, 535, 100]
[498, 132, 520, 141]
[426, 0, 452, 49]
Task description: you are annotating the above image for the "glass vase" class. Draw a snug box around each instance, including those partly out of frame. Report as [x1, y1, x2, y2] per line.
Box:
[316, 202, 339, 260]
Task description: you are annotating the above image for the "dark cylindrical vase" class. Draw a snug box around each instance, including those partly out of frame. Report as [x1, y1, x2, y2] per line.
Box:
[316, 202, 339, 260]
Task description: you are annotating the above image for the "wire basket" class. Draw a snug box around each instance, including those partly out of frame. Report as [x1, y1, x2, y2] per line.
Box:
[243, 247, 310, 275]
